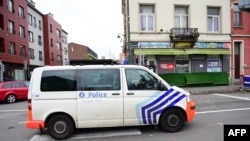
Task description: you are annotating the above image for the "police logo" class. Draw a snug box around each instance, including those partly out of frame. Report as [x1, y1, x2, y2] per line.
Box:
[79, 92, 85, 98]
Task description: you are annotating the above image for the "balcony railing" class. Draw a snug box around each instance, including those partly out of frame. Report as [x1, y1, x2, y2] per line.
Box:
[170, 28, 199, 41]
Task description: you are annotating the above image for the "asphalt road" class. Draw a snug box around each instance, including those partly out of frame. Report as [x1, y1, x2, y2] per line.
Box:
[0, 92, 250, 141]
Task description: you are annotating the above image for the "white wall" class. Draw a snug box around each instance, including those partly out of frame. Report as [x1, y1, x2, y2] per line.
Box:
[128, 0, 231, 42]
[27, 6, 45, 66]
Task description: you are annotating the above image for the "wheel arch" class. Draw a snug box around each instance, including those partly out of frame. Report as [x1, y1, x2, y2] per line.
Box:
[45, 112, 76, 129]
[159, 106, 187, 123]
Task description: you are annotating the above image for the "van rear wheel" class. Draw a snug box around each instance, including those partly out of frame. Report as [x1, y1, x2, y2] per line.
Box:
[159, 108, 185, 132]
[47, 115, 74, 140]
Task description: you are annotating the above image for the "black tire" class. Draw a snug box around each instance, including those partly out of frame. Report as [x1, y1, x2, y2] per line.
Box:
[47, 115, 74, 140]
[6, 94, 16, 103]
[159, 108, 185, 132]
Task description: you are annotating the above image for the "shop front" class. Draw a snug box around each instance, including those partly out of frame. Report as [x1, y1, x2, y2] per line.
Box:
[133, 41, 230, 86]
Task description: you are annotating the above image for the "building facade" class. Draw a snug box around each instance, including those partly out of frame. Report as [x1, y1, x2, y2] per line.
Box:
[43, 13, 63, 66]
[27, 0, 45, 72]
[122, 0, 231, 75]
[0, 0, 69, 81]
[0, 0, 29, 81]
[62, 30, 69, 65]
[68, 42, 98, 61]
[231, 0, 250, 79]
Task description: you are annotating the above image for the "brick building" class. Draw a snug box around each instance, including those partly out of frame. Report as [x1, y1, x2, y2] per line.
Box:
[0, 0, 29, 81]
[231, 0, 250, 78]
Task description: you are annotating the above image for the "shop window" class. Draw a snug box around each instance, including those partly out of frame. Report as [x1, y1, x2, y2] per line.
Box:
[175, 60, 189, 73]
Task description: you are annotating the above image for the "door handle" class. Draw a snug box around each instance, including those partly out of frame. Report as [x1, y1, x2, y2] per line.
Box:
[127, 93, 134, 95]
[112, 93, 120, 95]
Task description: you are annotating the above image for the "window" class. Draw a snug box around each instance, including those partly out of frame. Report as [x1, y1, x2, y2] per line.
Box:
[56, 29, 61, 38]
[233, 4, 241, 26]
[8, 20, 14, 34]
[29, 48, 35, 59]
[64, 47, 68, 55]
[125, 69, 158, 90]
[28, 14, 32, 25]
[12, 82, 26, 88]
[0, 0, 3, 7]
[38, 35, 42, 45]
[39, 51, 43, 61]
[57, 55, 62, 63]
[38, 20, 42, 30]
[20, 45, 26, 57]
[63, 36, 67, 43]
[9, 42, 16, 55]
[28, 31, 34, 42]
[50, 24, 53, 33]
[18, 6, 24, 19]
[8, 0, 14, 13]
[207, 7, 220, 32]
[139, 5, 155, 32]
[51, 53, 54, 61]
[78, 69, 120, 91]
[19, 25, 25, 38]
[41, 70, 77, 91]
[50, 38, 53, 47]
[175, 6, 188, 28]
[33, 17, 36, 27]
[56, 42, 61, 50]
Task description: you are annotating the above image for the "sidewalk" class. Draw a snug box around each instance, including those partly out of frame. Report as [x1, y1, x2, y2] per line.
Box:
[182, 80, 249, 94]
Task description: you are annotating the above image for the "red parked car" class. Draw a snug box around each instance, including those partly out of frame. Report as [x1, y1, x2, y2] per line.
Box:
[0, 80, 29, 103]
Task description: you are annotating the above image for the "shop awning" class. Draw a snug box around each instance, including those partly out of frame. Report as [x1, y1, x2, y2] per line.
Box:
[134, 48, 230, 55]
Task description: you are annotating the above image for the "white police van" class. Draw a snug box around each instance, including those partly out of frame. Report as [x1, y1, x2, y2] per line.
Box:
[26, 64, 196, 140]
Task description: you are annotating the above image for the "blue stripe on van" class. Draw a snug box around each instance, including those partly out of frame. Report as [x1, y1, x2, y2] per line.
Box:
[152, 94, 186, 123]
[136, 88, 186, 124]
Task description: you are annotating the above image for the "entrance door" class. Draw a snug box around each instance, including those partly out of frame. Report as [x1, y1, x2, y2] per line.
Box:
[234, 42, 240, 79]
[191, 59, 206, 72]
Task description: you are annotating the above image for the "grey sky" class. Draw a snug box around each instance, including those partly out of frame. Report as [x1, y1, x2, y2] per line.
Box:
[34, 0, 123, 59]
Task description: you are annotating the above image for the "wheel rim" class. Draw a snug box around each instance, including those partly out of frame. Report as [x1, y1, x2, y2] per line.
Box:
[54, 121, 67, 134]
[167, 114, 179, 127]
[7, 95, 16, 103]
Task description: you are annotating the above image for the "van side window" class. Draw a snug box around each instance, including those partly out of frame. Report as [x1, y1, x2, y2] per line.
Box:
[77, 69, 120, 91]
[41, 70, 77, 91]
[125, 69, 158, 90]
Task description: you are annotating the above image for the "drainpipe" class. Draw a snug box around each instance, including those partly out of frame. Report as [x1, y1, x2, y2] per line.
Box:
[126, 0, 133, 64]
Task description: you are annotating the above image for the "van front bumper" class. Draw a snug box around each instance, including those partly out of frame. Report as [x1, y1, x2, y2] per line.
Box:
[186, 100, 196, 122]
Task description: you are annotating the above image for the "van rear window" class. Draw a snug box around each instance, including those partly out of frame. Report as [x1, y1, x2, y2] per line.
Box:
[41, 70, 77, 91]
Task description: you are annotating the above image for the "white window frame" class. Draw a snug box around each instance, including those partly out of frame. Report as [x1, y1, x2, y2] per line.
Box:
[8, 0, 13, 12]
[9, 42, 15, 55]
[8, 20, 14, 33]
[174, 6, 188, 28]
[139, 5, 155, 32]
[19, 26, 25, 38]
[28, 31, 34, 42]
[233, 4, 241, 26]
[207, 8, 220, 32]
[18, 6, 24, 19]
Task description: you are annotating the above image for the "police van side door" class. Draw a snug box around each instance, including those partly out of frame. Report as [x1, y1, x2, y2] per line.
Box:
[123, 68, 164, 126]
[76, 68, 123, 128]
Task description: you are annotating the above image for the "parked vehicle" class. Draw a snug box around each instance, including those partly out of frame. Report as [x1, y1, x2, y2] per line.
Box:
[0, 80, 29, 103]
[26, 64, 196, 140]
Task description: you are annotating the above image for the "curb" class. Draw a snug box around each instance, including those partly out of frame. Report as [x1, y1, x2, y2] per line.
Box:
[189, 87, 242, 95]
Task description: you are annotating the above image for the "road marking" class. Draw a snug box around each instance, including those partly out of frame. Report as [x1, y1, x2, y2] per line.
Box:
[197, 107, 250, 114]
[30, 128, 141, 141]
[213, 94, 250, 101]
[0, 109, 26, 112]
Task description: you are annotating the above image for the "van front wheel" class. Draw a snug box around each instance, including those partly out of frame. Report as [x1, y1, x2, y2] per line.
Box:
[159, 108, 185, 132]
[47, 115, 74, 140]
